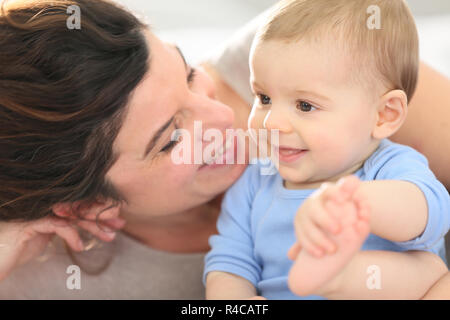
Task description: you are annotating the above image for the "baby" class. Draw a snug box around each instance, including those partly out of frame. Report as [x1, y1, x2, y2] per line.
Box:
[204, 0, 450, 299]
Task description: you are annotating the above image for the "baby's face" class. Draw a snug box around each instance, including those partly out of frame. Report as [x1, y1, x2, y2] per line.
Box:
[249, 39, 381, 189]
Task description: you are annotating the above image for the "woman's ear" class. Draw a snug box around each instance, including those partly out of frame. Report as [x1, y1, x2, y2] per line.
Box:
[372, 89, 408, 140]
[52, 202, 74, 218]
[52, 199, 119, 221]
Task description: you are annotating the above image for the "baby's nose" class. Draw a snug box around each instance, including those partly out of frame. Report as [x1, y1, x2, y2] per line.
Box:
[263, 109, 292, 133]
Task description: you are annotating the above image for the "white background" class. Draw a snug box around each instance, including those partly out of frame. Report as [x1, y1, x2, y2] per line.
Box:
[115, 0, 450, 78]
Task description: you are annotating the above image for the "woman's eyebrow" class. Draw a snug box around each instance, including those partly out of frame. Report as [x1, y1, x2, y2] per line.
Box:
[174, 45, 188, 70]
[143, 115, 175, 158]
[141, 45, 189, 159]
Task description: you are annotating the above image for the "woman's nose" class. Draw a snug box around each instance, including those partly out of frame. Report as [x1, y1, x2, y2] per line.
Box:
[189, 69, 234, 130]
[192, 67, 217, 100]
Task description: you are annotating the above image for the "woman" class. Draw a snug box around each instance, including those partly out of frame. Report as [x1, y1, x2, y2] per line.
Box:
[0, 0, 449, 299]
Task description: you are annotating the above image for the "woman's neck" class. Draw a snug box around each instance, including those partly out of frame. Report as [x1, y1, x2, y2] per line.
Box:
[121, 195, 223, 254]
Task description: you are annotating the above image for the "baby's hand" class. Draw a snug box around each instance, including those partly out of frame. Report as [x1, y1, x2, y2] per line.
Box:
[293, 175, 369, 258]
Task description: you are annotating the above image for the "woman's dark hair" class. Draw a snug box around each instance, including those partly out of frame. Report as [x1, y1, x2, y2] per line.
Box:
[0, 0, 149, 222]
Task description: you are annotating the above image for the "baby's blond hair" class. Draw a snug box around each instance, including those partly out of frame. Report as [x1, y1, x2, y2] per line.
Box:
[256, 0, 419, 101]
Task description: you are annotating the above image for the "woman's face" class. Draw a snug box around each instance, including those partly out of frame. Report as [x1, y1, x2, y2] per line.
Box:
[106, 31, 246, 222]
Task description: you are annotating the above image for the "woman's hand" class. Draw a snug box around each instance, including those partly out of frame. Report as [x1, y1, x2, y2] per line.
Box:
[0, 205, 125, 282]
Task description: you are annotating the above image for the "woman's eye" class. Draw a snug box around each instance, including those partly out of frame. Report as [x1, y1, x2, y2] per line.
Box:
[258, 94, 271, 105]
[160, 140, 177, 153]
[296, 101, 317, 112]
[187, 67, 197, 84]
[160, 129, 182, 153]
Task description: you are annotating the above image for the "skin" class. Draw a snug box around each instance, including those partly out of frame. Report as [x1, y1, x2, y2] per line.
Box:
[1, 26, 449, 297]
[423, 272, 450, 299]
[208, 50, 450, 300]
[104, 31, 248, 253]
[0, 29, 248, 280]
[248, 37, 431, 248]
[391, 63, 450, 189]
[248, 39, 382, 190]
[207, 37, 447, 300]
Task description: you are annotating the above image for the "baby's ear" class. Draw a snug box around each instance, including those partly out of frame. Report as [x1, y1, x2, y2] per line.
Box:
[371, 89, 408, 140]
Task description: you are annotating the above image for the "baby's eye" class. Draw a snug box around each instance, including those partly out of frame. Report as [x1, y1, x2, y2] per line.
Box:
[258, 94, 272, 105]
[296, 101, 317, 112]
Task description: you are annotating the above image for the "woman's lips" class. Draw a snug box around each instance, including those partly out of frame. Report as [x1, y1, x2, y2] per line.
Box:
[275, 146, 308, 163]
[199, 135, 238, 170]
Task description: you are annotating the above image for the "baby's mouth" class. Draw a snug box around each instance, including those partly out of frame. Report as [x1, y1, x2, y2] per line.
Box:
[278, 147, 304, 156]
[274, 146, 308, 163]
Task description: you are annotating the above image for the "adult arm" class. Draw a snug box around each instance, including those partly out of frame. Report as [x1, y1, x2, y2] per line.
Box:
[391, 63, 450, 189]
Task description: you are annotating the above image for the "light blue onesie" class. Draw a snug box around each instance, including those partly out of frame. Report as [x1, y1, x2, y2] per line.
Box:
[203, 139, 450, 299]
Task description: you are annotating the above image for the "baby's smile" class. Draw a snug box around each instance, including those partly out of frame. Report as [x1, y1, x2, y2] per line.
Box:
[249, 38, 384, 190]
[273, 145, 308, 164]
